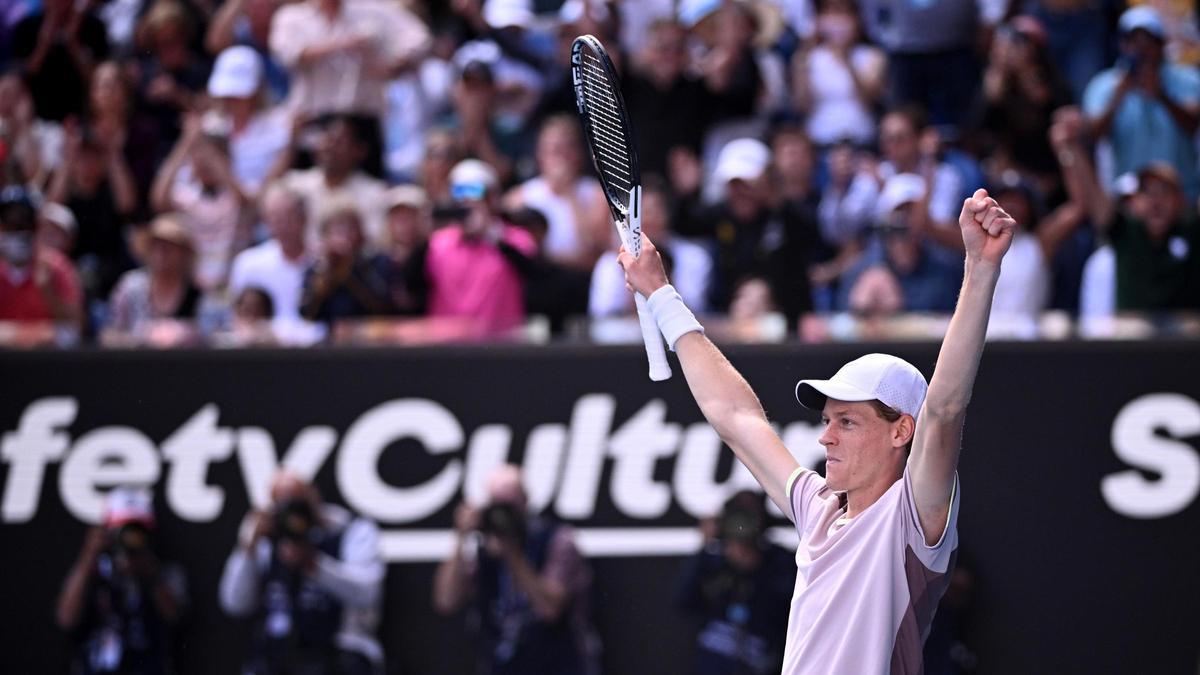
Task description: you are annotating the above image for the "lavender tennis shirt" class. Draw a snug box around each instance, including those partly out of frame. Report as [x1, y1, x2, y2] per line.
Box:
[781, 465, 960, 674]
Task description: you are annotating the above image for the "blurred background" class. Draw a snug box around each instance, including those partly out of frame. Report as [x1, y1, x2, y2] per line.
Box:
[1, 0, 1199, 673]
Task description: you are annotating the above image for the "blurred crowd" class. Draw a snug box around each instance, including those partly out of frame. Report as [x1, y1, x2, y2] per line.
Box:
[2, 0, 1199, 347]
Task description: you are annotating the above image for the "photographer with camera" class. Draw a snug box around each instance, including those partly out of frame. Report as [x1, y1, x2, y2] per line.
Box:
[433, 464, 600, 675]
[219, 471, 384, 675]
[56, 487, 188, 675]
[675, 491, 794, 675]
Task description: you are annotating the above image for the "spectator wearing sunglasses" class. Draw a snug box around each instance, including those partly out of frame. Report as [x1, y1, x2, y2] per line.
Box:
[424, 159, 536, 336]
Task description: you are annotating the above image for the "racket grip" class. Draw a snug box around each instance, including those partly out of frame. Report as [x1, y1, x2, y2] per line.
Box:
[634, 291, 672, 381]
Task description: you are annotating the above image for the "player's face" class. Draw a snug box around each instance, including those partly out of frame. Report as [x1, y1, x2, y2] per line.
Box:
[818, 400, 899, 492]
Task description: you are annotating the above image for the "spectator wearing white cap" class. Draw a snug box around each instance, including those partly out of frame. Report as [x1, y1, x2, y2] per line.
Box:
[672, 137, 819, 325]
[56, 486, 187, 675]
[1083, 5, 1200, 199]
[206, 46, 291, 198]
[37, 202, 77, 258]
[269, 0, 430, 118]
[205, 0, 290, 102]
[839, 173, 963, 313]
[426, 159, 537, 335]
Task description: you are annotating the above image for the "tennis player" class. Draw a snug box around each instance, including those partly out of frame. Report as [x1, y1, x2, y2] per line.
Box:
[618, 188, 1015, 673]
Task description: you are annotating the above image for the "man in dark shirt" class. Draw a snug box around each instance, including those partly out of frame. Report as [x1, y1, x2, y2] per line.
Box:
[672, 137, 819, 325]
[10, 0, 109, 121]
[1105, 163, 1200, 310]
[624, 19, 758, 177]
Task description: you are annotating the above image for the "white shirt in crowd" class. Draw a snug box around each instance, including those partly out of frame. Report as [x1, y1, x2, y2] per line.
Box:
[269, 0, 430, 117]
[228, 238, 312, 320]
[804, 45, 884, 146]
[282, 168, 389, 250]
[231, 107, 291, 196]
[589, 240, 712, 317]
[513, 176, 605, 263]
[988, 232, 1049, 338]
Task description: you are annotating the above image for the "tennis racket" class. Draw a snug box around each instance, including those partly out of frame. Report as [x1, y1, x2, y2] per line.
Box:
[571, 34, 672, 382]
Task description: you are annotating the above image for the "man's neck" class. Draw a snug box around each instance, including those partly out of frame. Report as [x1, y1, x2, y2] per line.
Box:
[843, 469, 904, 519]
[278, 238, 307, 262]
[323, 168, 352, 188]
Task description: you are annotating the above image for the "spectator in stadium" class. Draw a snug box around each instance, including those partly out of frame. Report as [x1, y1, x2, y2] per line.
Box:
[858, 0, 995, 129]
[9, 0, 110, 122]
[299, 199, 393, 325]
[229, 183, 312, 322]
[419, 127, 466, 220]
[150, 112, 249, 292]
[505, 115, 609, 271]
[433, 463, 600, 675]
[813, 141, 877, 309]
[623, 19, 724, 177]
[989, 167, 1090, 330]
[133, 2, 209, 145]
[104, 213, 201, 338]
[382, 184, 430, 316]
[1083, 6, 1200, 199]
[47, 120, 137, 301]
[791, 0, 887, 147]
[672, 137, 817, 326]
[978, 16, 1072, 187]
[268, 0, 430, 119]
[590, 176, 711, 318]
[84, 60, 167, 204]
[676, 490, 794, 675]
[0, 69, 62, 188]
[221, 285, 277, 346]
[499, 206, 592, 335]
[1064, 146, 1200, 311]
[840, 173, 963, 314]
[445, 58, 516, 185]
[37, 202, 78, 258]
[1023, 0, 1110, 101]
[281, 115, 388, 249]
[205, 45, 292, 198]
[220, 471, 385, 675]
[875, 106, 966, 257]
[205, 0, 290, 102]
[0, 185, 83, 325]
[56, 486, 188, 675]
[424, 159, 537, 336]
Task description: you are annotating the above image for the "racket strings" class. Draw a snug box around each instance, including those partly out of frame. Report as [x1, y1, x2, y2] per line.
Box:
[579, 51, 633, 206]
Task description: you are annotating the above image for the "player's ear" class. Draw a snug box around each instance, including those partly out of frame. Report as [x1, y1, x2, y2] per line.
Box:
[893, 415, 916, 449]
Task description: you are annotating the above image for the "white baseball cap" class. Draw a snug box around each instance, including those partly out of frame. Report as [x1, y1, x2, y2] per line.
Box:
[208, 46, 263, 99]
[713, 138, 770, 184]
[795, 353, 928, 420]
[876, 173, 926, 220]
[1118, 6, 1165, 41]
[449, 159, 499, 191]
[483, 0, 533, 29]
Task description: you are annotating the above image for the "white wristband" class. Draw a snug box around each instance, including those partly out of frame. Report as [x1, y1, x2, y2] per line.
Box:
[646, 284, 703, 351]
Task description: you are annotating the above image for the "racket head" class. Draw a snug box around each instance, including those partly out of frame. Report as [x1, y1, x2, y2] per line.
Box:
[571, 35, 641, 227]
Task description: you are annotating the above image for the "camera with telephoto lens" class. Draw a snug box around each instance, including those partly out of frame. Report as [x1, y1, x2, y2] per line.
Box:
[480, 502, 525, 543]
[272, 499, 317, 544]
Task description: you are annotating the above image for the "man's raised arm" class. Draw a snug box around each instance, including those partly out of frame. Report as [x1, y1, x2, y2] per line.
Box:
[909, 188, 1015, 544]
[618, 242, 799, 515]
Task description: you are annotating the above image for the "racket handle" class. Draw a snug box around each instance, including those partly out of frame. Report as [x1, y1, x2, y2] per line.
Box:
[634, 291, 672, 381]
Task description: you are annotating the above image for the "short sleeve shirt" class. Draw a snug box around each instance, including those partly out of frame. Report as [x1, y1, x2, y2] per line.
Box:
[781, 465, 960, 675]
[1109, 211, 1200, 310]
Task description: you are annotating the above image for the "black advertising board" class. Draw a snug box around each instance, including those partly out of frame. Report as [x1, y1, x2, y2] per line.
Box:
[1, 342, 1198, 674]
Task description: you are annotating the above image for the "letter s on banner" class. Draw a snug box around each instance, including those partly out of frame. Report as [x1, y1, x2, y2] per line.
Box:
[336, 399, 464, 523]
[1101, 393, 1200, 519]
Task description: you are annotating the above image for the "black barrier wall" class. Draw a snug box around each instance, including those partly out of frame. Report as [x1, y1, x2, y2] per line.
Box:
[1, 343, 1199, 674]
